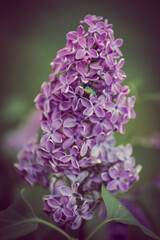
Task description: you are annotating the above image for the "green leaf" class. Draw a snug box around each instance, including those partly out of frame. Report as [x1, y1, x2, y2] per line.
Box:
[0, 188, 77, 240]
[101, 185, 160, 240]
[0, 188, 38, 240]
[85, 186, 160, 240]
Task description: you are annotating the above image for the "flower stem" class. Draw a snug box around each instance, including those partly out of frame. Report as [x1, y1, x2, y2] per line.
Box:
[85, 219, 110, 240]
[31, 217, 78, 240]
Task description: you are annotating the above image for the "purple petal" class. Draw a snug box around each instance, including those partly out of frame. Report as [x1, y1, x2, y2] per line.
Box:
[41, 121, 50, 132]
[64, 118, 76, 128]
[101, 172, 109, 181]
[60, 155, 71, 163]
[129, 109, 136, 119]
[75, 86, 84, 96]
[107, 180, 118, 191]
[78, 37, 86, 48]
[118, 180, 128, 192]
[82, 211, 93, 220]
[67, 32, 76, 40]
[72, 158, 79, 169]
[83, 107, 93, 116]
[42, 82, 50, 97]
[60, 196, 69, 205]
[105, 102, 115, 111]
[80, 142, 88, 157]
[87, 37, 94, 48]
[60, 74, 66, 84]
[51, 131, 62, 143]
[90, 63, 101, 70]
[115, 38, 123, 47]
[106, 55, 114, 67]
[105, 73, 112, 85]
[94, 106, 105, 118]
[89, 115, 99, 123]
[44, 100, 50, 113]
[93, 124, 103, 135]
[77, 25, 84, 35]
[62, 138, 74, 150]
[76, 63, 86, 76]
[59, 101, 72, 111]
[70, 145, 79, 155]
[89, 49, 98, 58]
[40, 133, 50, 145]
[117, 70, 126, 80]
[126, 144, 133, 156]
[81, 201, 89, 213]
[128, 96, 136, 107]
[58, 48, 69, 57]
[109, 168, 118, 179]
[119, 106, 128, 115]
[120, 170, 130, 179]
[53, 151, 65, 160]
[81, 98, 91, 108]
[96, 21, 104, 28]
[37, 148, 48, 157]
[62, 85, 69, 93]
[77, 171, 88, 182]
[116, 152, 125, 161]
[63, 208, 74, 217]
[59, 186, 73, 196]
[111, 110, 119, 123]
[53, 208, 62, 222]
[103, 121, 113, 130]
[48, 198, 59, 208]
[117, 58, 125, 69]
[117, 93, 125, 106]
[51, 119, 62, 130]
[63, 127, 73, 137]
[97, 133, 106, 144]
[46, 140, 55, 152]
[76, 49, 86, 59]
[72, 216, 82, 230]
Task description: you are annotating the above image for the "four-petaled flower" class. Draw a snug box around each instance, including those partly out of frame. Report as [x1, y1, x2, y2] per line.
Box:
[105, 93, 128, 123]
[107, 167, 130, 192]
[72, 201, 93, 229]
[67, 25, 88, 44]
[83, 95, 106, 117]
[47, 196, 74, 222]
[41, 119, 62, 144]
[116, 144, 135, 169]
[76, 37, 98, 59]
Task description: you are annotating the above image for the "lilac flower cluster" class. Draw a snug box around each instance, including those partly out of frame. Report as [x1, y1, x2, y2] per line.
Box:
[15, 14, 141, 230]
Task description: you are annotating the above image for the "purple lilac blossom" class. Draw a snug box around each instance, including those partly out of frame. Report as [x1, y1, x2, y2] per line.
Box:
[15, 14, 141, 230]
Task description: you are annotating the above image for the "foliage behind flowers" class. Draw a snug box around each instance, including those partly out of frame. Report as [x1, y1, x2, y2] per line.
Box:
[15, 14, 141, 230]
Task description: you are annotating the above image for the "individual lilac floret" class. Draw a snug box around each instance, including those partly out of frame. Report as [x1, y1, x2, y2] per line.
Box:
[41, 119, 62, 144]
[15, 14, 141, 231]
[116, 144, 135, 169]
[72, 201, 93, 229]
[76, 37, 98, 59]
[107, 167, 130, 192]
[47, 196, 74, 222]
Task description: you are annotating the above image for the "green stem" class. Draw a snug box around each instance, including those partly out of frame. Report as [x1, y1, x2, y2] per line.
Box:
[85, 219, 110, 240]
[31, 217, 78, 240]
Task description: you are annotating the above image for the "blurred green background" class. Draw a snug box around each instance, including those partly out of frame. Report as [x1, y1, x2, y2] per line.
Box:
[0, 0, 160, 239]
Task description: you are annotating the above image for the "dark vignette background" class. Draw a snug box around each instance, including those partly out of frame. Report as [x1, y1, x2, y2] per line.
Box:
[0, 0, 160, 239]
